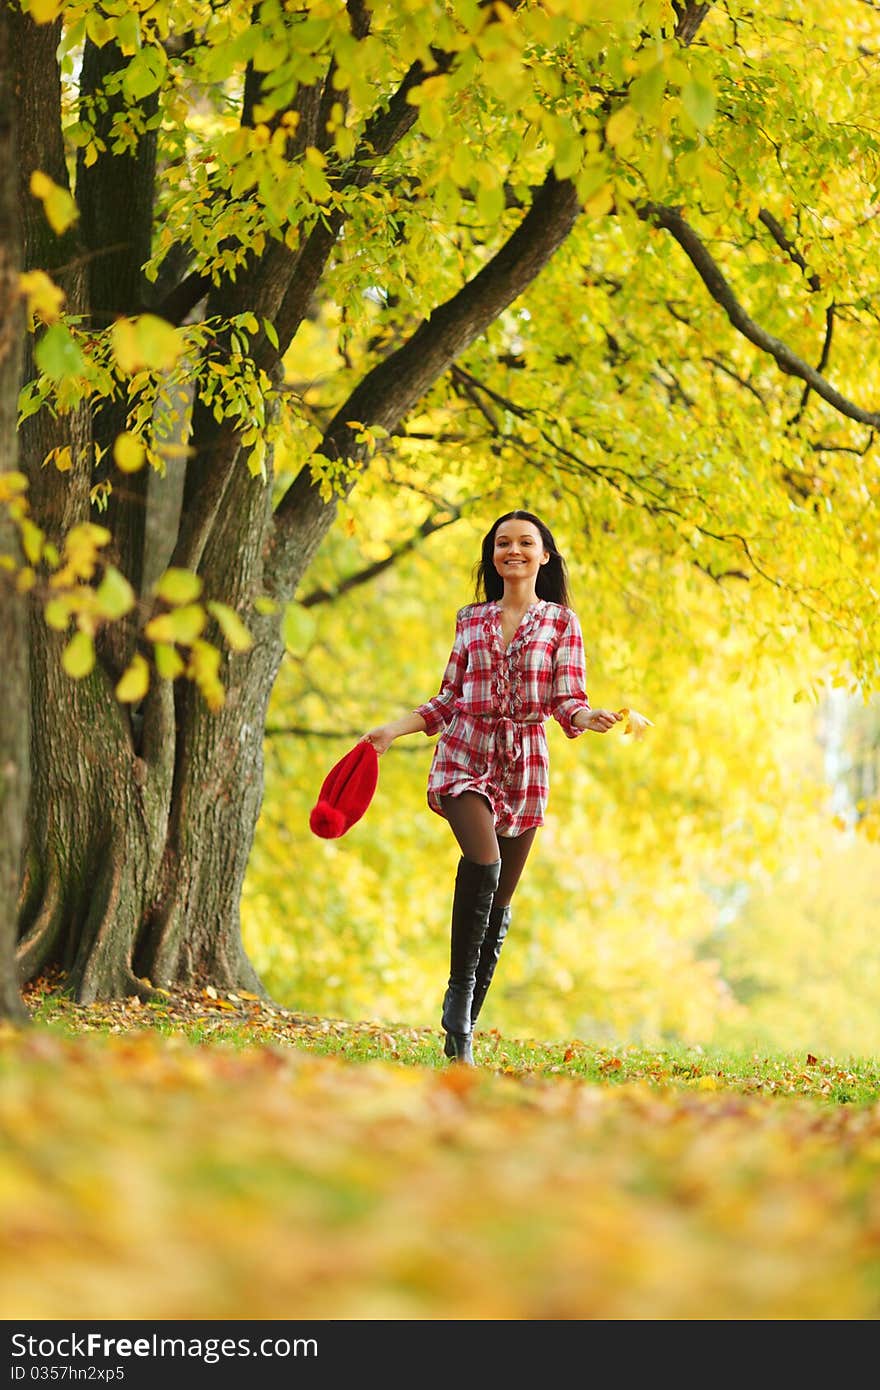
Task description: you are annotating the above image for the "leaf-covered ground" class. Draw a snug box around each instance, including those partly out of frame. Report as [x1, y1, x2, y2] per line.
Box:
[4, 974, 880, 1320]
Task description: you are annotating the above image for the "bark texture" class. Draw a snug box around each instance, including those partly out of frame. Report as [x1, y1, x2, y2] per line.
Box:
[0, 0, 28, 1021]
[12, 9, 172, 1003]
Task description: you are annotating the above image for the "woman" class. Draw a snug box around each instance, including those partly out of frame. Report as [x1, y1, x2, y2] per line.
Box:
[363, 511, 621, 1064]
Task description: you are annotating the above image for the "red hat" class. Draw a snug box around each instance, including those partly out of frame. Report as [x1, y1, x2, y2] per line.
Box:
[309, 741, 379, 839]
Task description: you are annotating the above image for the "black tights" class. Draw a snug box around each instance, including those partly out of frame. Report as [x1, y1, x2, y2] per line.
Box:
[439, 792, 537, 907]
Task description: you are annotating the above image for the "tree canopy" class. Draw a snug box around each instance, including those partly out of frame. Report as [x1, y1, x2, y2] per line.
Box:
[1, 0, 879, 1015]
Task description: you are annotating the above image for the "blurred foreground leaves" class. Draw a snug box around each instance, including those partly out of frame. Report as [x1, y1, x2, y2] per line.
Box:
[3, 981, 880, 1320]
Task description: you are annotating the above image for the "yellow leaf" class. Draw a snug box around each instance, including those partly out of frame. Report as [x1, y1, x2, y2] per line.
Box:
[27, 0, 64, 21]
[116, 654, 150, 704]
[55, 522, 111, 582]
[187, 639, 225, 710]
[617, 707, 654, 740]
[62, 630, 95, 679]
[19, 270, 65, 323]
[584, 183, 614, 219]
[29, 170, 78, 235]
[0, 472, 28, 504]
[281, 602, 316, 654]
[113, 432, 146, 474]
[44, 597, 70, 630]
[605, 104, 639, 152]
[112, 315, 183, 374]
[29, 171, 52, 199]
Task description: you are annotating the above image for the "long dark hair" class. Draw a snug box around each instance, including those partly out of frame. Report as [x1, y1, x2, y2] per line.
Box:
[474, 510, 572, 607]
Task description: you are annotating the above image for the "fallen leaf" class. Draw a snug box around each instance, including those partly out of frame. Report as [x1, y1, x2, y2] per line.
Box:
[618, 707, 654, 740]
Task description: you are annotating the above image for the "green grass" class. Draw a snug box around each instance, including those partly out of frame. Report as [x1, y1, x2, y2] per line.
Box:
[23, 979, 880, 1105]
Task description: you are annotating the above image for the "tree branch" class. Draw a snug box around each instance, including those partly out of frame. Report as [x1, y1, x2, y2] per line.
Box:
[268, 169, 581, 593]
[756, 205, 833, 425]
[639, 202, 880, 428]
[155, 268, 211, 326]
[703, 354, 768, 404]
[299, 505, 462, 607]
[271, 0, 526, 354]
[172, 2, 527, 590]
[758, 208, 821, 292]
[789, 302, 834, 425]
[672, 3, 712, 44]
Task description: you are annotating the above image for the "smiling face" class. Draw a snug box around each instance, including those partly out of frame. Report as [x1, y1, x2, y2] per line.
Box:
[492, 519, 550, 587]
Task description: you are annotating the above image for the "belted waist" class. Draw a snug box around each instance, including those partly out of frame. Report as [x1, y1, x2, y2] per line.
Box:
[454, 709, 544, 780]
[465, 711, 543, 725]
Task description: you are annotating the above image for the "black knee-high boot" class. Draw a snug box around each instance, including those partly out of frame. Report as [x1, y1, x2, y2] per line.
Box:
[441, 856, 501, 1065]
[470, 902, 512, 1028]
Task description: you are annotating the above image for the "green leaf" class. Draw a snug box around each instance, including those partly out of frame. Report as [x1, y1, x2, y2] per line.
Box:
[62, 630, 95, 679]
[96, 566, 135, 620]
[263, 318, 279, 350]
[476, 182, 505, 224]
[154, 642, 185, 680]
[115, 10, 140, 54]
[43, 597, 70, 631]
[121, 47, 166, 102]
[155, 568, 203, 604]
[207, 600, 254, 653]
[681, 79, 716, 132]
[629, 63, 667, 120]
[281, 602, 316, 655]
[34, 323, 85, 381]
[145, 604, 206, 645]
[20, 518, 43, 565]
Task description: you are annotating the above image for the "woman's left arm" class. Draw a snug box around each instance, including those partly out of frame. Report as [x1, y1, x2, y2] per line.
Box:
[550, 609, 622, 737]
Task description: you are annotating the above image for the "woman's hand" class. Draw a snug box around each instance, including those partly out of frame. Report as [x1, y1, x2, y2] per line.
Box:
[577, 708, 623, 734]
[361, 712, 428, 754]
[361, 725, 398, 756]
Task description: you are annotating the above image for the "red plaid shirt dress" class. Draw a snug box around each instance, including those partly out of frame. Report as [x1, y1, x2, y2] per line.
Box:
[414, 600, 592, 837]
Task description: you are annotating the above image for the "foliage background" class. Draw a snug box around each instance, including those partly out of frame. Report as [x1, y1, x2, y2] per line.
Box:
[6, 0, 880, 1042]
[242, 486, 880, 1057]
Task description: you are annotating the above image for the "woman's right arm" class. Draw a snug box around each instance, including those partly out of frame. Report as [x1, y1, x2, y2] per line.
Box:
[363, 610, 467, 755]
[362, 712, 427, 756]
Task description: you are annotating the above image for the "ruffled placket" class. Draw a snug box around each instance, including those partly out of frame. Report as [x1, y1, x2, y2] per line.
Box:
[483, 601, 545, 790]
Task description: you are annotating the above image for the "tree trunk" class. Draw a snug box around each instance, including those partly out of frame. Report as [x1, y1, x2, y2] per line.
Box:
[17, 636, 175, 1000]
[0, 0, 28, 1022]
[135, 174, 583, 993]
[137, 448, 277, 992]
[11, 8, 174, 1003]
[10, 3, 712, 1003]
